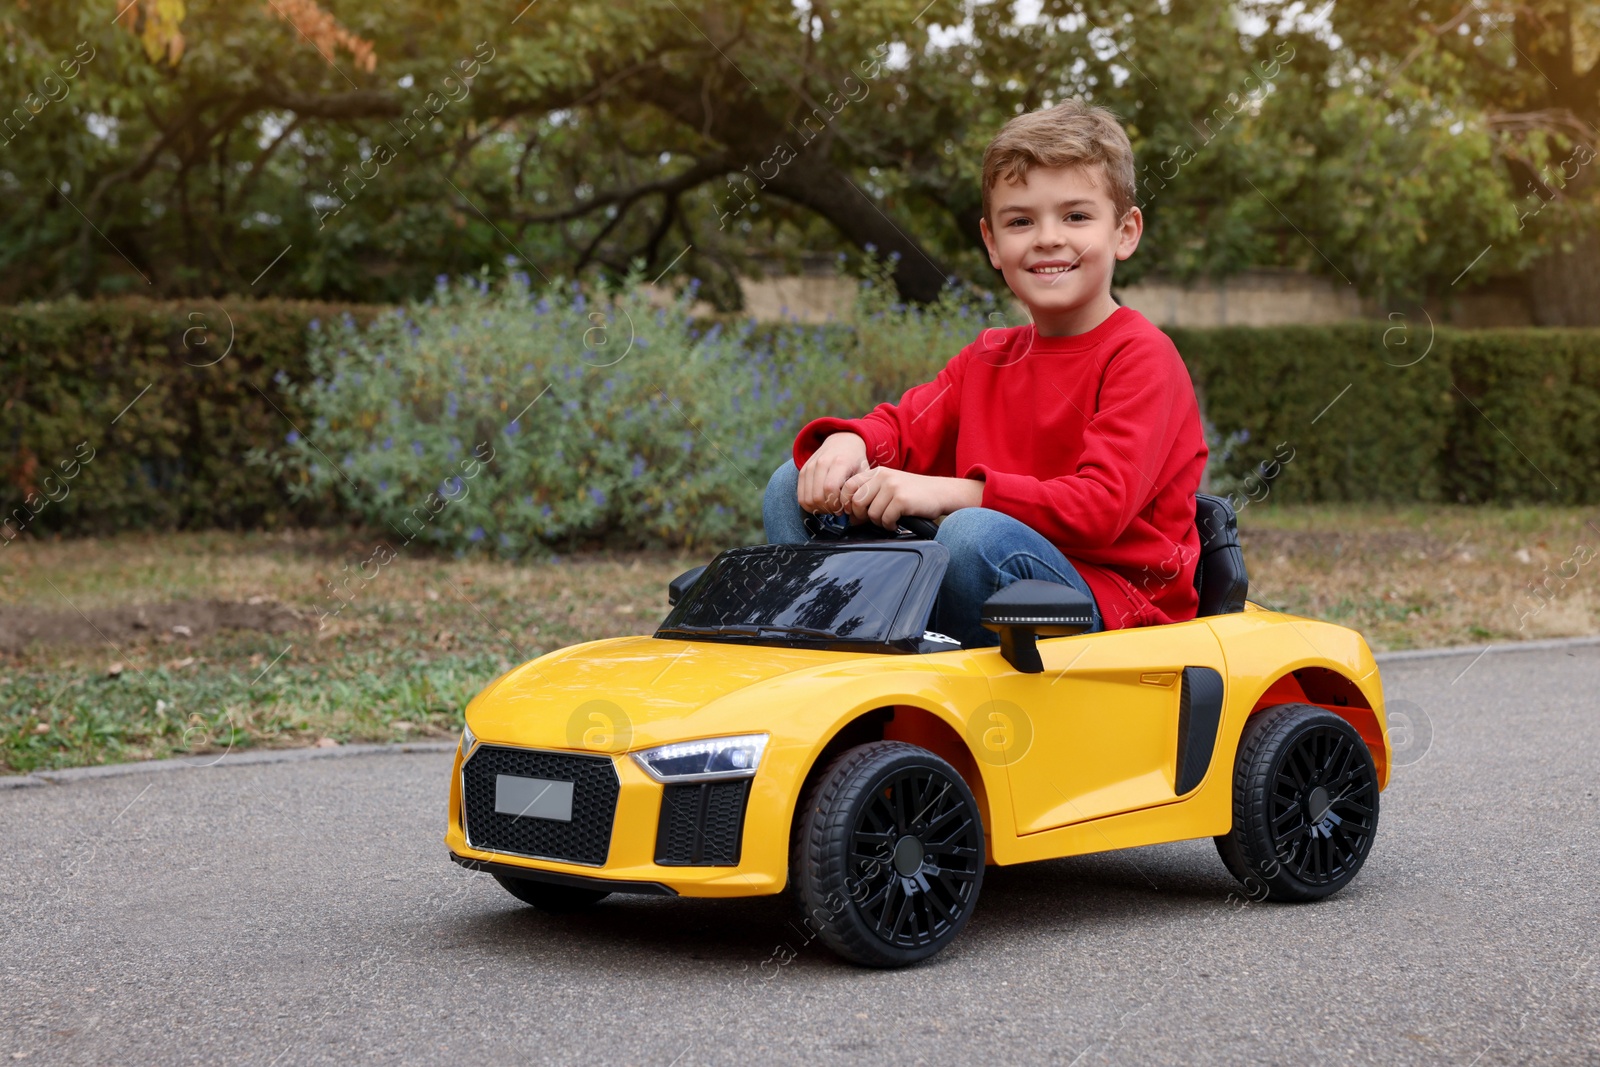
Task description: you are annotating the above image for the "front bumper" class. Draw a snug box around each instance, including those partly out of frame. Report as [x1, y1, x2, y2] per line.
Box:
[445, 740, 789, 898]
[449, 852, 677, 896]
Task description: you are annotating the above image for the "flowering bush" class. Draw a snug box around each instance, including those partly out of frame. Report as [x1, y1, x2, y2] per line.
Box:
[254, 270, 877, 555]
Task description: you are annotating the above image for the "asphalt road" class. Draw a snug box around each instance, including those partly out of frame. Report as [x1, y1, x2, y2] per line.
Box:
[3, 645, 1597, 1066]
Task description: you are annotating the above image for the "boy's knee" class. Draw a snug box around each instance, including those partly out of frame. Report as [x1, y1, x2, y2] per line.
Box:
[764, 459, 799, 498]
[934, 507, 1004, 561]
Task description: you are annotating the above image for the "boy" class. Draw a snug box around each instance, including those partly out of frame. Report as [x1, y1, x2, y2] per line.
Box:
[762, 99, 1208, 647]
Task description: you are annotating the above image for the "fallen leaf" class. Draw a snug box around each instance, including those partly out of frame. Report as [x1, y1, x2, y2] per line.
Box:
[172, 624, 193, 637]
[1514, 548, 1533, 563]
[314, 737, 339, 748]
[33, 722, 49, 734]
[107, 662, 124, 678]
[168, 657, 196, 670]
[425, 589, 440, 602]
[247, 595, 269, 605]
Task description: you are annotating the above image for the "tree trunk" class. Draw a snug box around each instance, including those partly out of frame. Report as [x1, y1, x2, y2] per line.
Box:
[1526, 229, 1600, 325]
[763, 156, 953, 304]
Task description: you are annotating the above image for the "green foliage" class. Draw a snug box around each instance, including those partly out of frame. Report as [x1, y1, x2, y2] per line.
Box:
[1441, 329, 1600, 504]
[4, 0, 1589, 311]
[1171, 322, 1600, 505]
[253, 271, 870, 554]
[0, 298, 366, 537]
[9, 289, 1600, 556]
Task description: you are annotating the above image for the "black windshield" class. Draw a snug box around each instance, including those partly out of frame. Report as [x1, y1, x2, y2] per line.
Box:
[659, 548, 921, 645]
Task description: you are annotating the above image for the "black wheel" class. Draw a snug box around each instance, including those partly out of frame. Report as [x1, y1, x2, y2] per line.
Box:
[795, 741, 984, 967]
[1216, 703, 1380, 902]
[493, 874, 610, 913]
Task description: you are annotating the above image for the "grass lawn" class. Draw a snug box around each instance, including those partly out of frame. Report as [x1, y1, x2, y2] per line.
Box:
[2, 504, 1595, 774]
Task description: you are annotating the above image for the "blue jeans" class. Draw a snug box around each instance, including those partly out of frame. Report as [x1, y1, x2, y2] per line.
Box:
[762, 460, 1103, 648]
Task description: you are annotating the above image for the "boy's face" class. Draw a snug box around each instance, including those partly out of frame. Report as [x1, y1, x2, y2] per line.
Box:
[979, 164, 1142, 333]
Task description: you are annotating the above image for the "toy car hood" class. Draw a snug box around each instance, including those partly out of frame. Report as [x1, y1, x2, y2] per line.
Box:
[462, 635, 928, 753]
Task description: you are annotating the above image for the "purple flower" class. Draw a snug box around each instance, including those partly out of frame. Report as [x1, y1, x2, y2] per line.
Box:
[504, 420, 520, 436]
[412, 441, 425, 456]
[540, 504, 551, 517]
[285, 430, 301, 444]
[378, 480, 389, 491]
[436, 274, 449, 289]
[309, 319, 320, 332]
[630, 456, 645, 478]
[589, 487, 606, 507]
[468, 526, 485, 542]
[382, 437, 393, 450]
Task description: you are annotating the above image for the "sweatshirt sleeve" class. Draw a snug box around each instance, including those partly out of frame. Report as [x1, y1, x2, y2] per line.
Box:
[793, 348, 968, 473]
[965, 343, 1192, 550]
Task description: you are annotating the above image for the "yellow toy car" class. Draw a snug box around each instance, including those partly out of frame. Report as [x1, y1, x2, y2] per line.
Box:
[446, 496, 1388, 967]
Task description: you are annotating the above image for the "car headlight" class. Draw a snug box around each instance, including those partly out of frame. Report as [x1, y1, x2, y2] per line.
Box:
[631, 733, 768, 782]
[459, 720, 477, 755]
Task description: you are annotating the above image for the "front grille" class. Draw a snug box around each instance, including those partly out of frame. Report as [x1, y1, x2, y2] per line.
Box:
[654, 780, 751, 866]
[462, 745, 619, 866]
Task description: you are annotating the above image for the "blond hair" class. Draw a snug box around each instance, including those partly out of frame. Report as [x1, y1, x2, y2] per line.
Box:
[981, 99, 1137, 223]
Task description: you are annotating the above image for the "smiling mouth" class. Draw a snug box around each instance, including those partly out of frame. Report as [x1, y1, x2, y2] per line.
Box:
[1027, 263, 1077, 275]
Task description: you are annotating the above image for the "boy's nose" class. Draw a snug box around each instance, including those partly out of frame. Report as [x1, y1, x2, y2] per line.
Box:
[1033, 224, 1068, 249]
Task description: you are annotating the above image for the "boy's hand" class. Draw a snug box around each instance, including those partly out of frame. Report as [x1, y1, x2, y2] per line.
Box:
[797, 432, 870, 514]
[841, 468, 984, 529]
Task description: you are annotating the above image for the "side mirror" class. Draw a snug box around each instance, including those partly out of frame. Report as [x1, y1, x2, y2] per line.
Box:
[667, 565, 708, 607]
[980, 580, 1095, 674]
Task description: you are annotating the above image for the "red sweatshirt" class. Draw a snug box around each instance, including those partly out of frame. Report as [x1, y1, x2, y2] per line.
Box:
[792, 307, 1208, 629]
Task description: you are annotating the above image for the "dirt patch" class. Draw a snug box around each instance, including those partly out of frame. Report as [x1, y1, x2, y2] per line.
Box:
[0, 598, 312, 654]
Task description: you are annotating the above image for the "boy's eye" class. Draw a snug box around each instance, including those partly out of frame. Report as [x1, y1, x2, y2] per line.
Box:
[1006, 217, 1030, 227]
[1066, 212, 1090, 222]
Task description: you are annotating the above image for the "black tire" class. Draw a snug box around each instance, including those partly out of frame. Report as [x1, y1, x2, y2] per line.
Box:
[1215, 703, 1380, 902]
[493, 874, 610, 913]
[795, 741, 985, 968]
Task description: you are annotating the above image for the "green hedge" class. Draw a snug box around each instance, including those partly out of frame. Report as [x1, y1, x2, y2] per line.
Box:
[1, 299, 380, 539]
[1168, 323, 1600, 504]
[5, 300, 1599, 547]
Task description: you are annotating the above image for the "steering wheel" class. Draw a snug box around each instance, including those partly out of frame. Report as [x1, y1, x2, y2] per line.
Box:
[806, 512, 940, 542]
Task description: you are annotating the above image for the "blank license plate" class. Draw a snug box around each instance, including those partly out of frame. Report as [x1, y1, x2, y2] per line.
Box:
[494, 774, 575, 822]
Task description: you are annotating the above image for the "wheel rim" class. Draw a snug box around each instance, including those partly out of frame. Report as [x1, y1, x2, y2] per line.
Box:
[846, 766, 982, 949]
[1269, 724, 1377, 885]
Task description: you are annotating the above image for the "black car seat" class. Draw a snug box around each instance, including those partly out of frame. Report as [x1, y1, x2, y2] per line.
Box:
[1192, 493, 1249, 616]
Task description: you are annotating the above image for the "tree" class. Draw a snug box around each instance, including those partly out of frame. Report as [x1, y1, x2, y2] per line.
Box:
[1310, 0, 1600, 322]
[0, 1, 1590, 312]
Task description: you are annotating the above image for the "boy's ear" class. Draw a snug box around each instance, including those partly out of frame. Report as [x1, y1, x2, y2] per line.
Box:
[978, 216, 1002, 270]
[1115, 206, 1144, 262]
